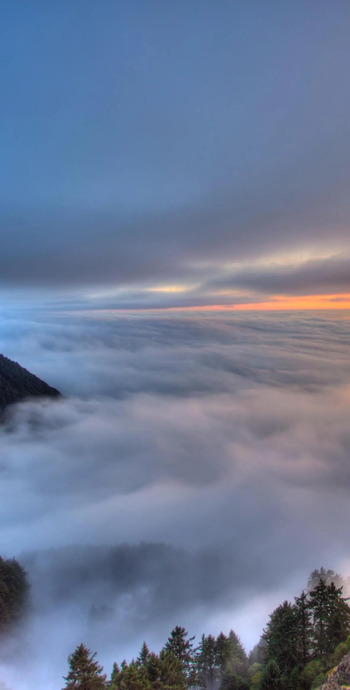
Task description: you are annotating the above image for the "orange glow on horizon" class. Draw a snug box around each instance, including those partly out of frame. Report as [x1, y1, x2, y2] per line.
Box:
[77, 293, 350, 317]
[151, 293, 350, 312]
[231, 294, 350, 311]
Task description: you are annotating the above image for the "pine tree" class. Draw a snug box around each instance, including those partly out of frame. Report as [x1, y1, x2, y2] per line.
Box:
[63, 644, 107, 690]
[308, 578, 350, 662]
[196, 632, 247, 689]
[263, 601, 298, 676]
[137, 642, 151, 667]
[258, 659, 283, 690]
[196, 634, 217, 689]
[164, 626, 196, 684]
[219, 670, 249, 690]
[227, 631, 247, 665]
[159, 649, 187, 690]
[309, 578, 330, 661]
[145, 652, 162, 690]
[248, 640, 266, 666]
[325, 581, 350, 651]
[294, 591, 312, 666]
[109, 662, 120, 689]
[225, 631, 247, 678]
[215, 633, 231, 674]
[307, 568, 343, 591]
[118, 662, 151, 690]
[0, 557, 29, 630]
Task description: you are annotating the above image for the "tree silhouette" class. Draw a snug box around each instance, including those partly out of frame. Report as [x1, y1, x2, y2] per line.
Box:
[164, 626, 195, 684]
[63, 644, 107, 690]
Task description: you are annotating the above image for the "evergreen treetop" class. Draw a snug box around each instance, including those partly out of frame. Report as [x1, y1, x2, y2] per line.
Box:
[63, 643, 107, 690]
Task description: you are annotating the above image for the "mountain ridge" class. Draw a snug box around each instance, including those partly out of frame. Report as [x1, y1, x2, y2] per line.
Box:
[0, 353, 61, 409]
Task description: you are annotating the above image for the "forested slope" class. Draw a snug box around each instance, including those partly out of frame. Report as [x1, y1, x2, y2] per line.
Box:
[0, 556, 28, 632]
[0, 353, 60, 409]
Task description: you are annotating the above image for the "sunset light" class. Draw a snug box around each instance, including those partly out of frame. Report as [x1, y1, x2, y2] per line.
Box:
[2, 2, 350, 688]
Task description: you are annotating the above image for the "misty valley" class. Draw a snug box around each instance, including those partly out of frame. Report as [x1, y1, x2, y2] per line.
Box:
[1, 553, 350, 689]
[0, 311, 350, 690]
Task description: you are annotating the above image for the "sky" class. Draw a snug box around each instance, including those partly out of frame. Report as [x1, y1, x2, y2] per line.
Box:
[1, 0, 350, 310]
[1, 2, 350, 689]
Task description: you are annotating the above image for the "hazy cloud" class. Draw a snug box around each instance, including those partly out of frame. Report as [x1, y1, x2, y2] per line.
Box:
[208, 255, 350, 297]
[1, 1, 350, 301]
[0, 310, 350, 687]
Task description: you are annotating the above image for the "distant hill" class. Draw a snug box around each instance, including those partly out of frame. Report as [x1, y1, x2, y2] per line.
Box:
[0, 353, 61, 409]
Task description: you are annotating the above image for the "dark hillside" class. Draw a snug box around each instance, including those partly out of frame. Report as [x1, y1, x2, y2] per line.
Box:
[0, 353, 61, 409]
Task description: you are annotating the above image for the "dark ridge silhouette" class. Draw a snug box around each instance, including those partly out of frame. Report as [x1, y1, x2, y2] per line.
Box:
[0, 556, 29, 631]
[0, 353, 61, 410]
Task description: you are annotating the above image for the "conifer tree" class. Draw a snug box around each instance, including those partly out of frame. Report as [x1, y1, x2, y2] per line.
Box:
[225, 631, 247, 678]
[164, 626, 196, 684]
[258, 659, 283, 690]
[215, 633, 231, 674]
[109, 662, 120, 689]
[145, 652, 162, 690]
[308, 578, 350, 662]
[308, 578, 329, 661]
[159, 649, 187, 690]
[118, 661, 151, 690]
[0, 557, 29, 630]
[137, 642, 151, 667]
[196, 634, 217, 689]
[326, 581, 350, 650]
[248, 640, 266, 666]
[307, 568, 343, 591]
[63, 644, 107, 690]
[227, 631, 247, 665]
[219, 670, 249, 690]
[294, 590, 312, 667]
[263, 601, 298, 676]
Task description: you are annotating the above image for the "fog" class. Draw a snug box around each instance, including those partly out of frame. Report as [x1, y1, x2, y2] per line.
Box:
[0, 309, 350, 688]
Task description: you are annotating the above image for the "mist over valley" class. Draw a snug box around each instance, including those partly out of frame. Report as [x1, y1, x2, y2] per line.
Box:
[0, 309, 349, 688]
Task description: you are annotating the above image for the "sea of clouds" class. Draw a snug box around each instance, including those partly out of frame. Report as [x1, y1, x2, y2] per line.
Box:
[0, 308, 350, 689]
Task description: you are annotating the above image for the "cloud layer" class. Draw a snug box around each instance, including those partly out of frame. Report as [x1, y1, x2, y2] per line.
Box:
[1, 1, 350, 305]
[0, 309, 350, 687]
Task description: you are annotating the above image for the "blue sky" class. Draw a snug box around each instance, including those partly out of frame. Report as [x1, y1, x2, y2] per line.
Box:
[1, 1, 350, 308]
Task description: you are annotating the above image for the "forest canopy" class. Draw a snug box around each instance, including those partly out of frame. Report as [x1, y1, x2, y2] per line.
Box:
[61, 568, 350, 690]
